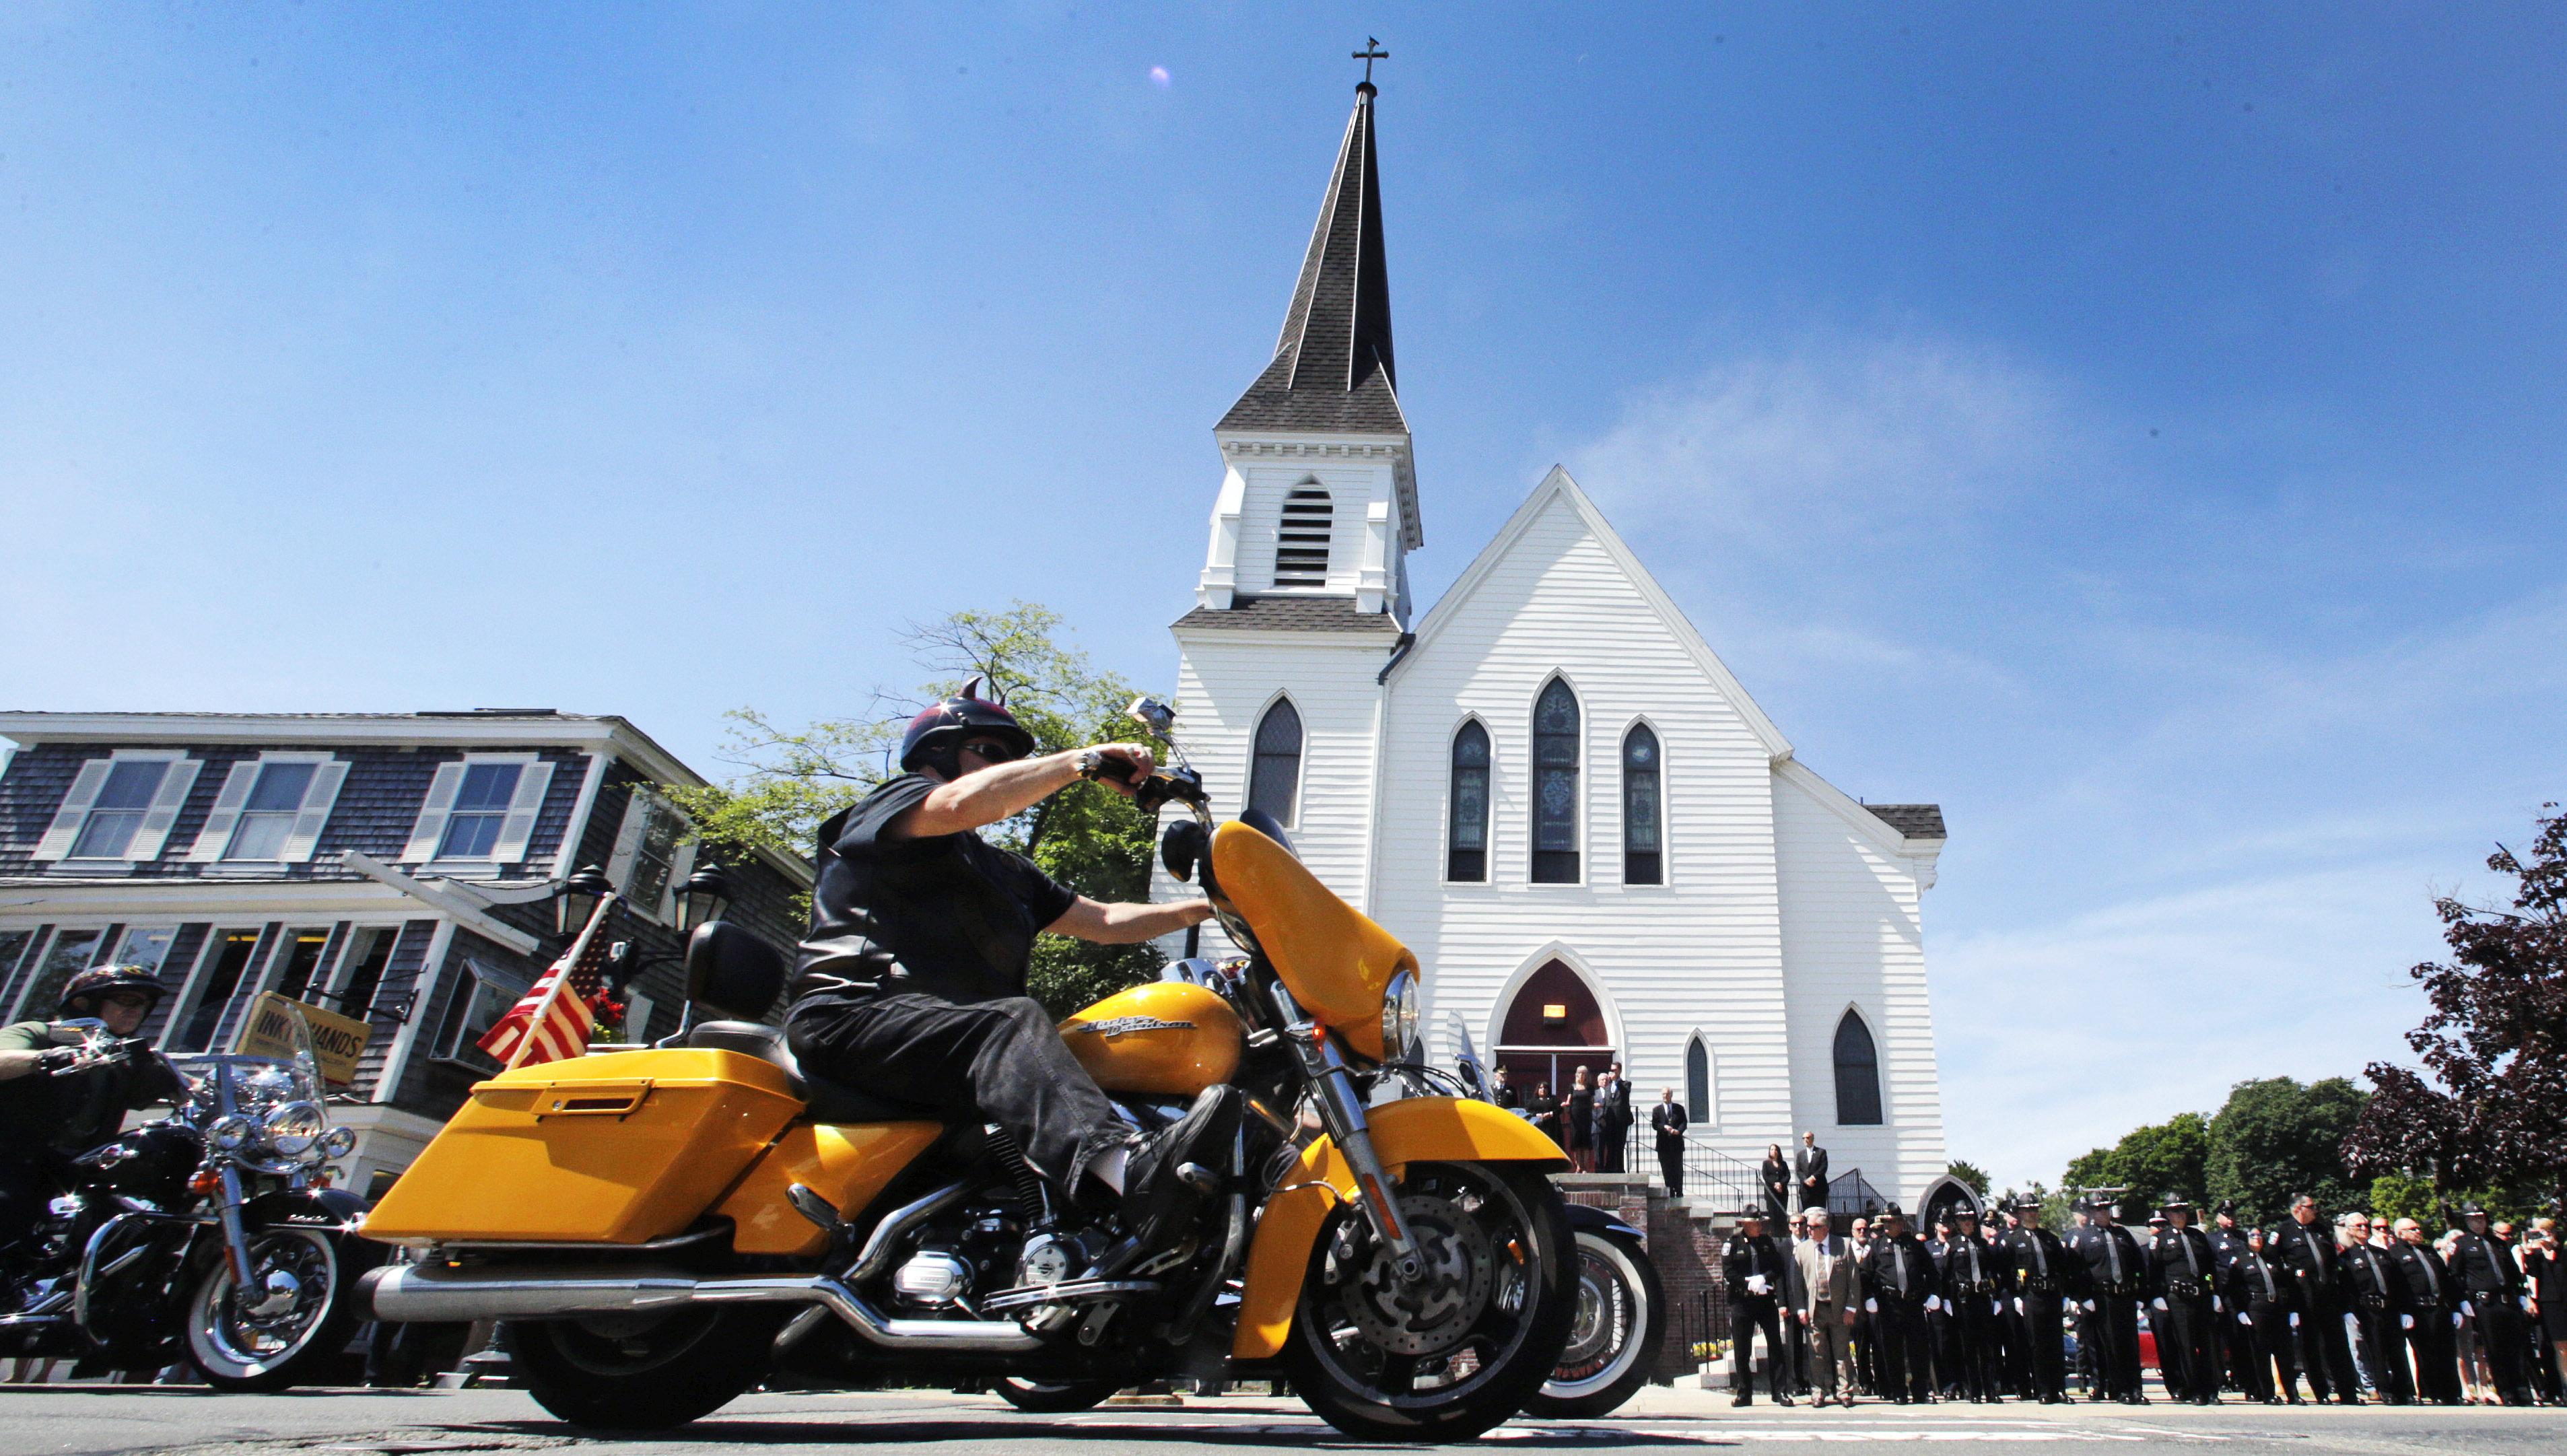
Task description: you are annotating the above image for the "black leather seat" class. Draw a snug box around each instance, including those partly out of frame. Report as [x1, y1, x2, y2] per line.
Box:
[683, 1018, 938, 1124]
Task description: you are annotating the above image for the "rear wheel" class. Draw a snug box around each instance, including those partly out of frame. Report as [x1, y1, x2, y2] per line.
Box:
[992, 1375, 1124, 1412]
[1521, 1228, 1664, 1418]
[1282, 1160, 1575, 1442]
[511, 1307, 780, 1429]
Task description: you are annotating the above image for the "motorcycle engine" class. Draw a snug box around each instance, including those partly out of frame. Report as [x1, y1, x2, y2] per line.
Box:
[891, 1247, 974, 1307]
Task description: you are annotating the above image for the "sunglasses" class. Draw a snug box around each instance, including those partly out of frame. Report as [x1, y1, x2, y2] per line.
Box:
[99, 992, 153, 1008]
[961, 740, 1023, 763]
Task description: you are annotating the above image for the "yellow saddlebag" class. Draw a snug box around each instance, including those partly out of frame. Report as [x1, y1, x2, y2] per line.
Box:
[363, 1048, 805, 1246]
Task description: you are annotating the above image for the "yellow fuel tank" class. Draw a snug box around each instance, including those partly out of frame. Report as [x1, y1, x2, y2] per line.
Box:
[1058, 981, 1241, 1099]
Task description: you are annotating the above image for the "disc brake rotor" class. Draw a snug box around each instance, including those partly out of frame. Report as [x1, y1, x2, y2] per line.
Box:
[1338, 1191, 1495, 1358]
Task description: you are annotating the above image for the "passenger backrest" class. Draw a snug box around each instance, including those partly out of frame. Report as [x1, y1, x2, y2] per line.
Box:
[685, 922, 788, 1020]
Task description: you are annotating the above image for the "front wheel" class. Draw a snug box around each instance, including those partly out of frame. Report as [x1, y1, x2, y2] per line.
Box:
[1521, 1228, 1665, 1418]
[1282, 1160, 1576, 1442]
[184, 1226, 382, 1391]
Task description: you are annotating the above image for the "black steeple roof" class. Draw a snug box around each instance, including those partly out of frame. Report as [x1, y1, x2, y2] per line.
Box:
[1217, 82, 1407, 437]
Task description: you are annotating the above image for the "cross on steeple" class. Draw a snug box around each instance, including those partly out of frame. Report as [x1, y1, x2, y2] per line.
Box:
[1353, 38, 1388, 87]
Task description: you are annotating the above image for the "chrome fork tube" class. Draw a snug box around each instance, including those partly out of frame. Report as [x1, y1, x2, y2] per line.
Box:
[214, 1166, 257, 1286]
[1270, 980, 1424, 1284]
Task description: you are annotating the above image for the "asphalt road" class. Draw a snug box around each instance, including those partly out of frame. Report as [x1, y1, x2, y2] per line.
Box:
[2, 1386, 2563, 1456]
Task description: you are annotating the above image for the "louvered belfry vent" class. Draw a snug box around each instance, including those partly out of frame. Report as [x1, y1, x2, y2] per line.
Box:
[1274, 487, 1334, 587]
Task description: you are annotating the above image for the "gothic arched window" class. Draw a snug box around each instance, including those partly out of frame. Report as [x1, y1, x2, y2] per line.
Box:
[1274, 485, 1334, 588]
[1247, 697, 1303, 826]
[1531, 678, 1580, 883]
[1833, 1009, 1883, 1125]
[1447, 720, 1490, 882]
[1622, 724, 1662, 885]
[1685, 1035, 1712, 1122]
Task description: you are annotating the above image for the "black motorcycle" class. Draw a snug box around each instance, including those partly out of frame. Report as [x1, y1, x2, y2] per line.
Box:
[0, 1013, 377, 1389]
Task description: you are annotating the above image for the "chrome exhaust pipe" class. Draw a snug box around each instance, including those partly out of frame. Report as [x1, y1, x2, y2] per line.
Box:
[361, 1263, 1042, 1352]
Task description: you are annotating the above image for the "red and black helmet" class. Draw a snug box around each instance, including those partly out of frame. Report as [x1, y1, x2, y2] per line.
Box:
[898, 675, 1037, 774]
[59, 964, 169, 1017]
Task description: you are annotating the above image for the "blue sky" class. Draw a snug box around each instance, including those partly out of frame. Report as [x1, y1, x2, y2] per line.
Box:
[3, 3, 2562, 1187]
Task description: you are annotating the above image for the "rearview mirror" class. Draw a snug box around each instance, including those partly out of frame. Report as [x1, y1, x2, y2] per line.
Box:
[1125, 697, 1177, 741]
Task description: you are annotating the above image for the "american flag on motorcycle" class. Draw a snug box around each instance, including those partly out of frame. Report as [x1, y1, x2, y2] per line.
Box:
[476, 927, 611, 1068]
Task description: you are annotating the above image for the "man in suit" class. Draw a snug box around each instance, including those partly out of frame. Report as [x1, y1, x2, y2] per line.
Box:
[1649, 1088, 1686, 1196]
[2272, 1194, 2362, 1405]
[1723, 1210, 1794, 1406]
[2451, 1203, 2536, 1405]
[2389, 1216, 2462, 1403]
[2003, 1194, 2079, 1403]
[1795, 1132, 1831, 1212]
[2339, 1212, 2414, 1403]
[1596, 1064, 1633, 1175]
[1864, 1204, 1940, 1403]
[1796, 1206, 1861, 1406]
[2224, 1224, 2302, 1403]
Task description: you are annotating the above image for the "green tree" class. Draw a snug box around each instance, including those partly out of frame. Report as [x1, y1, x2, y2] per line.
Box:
[2202, 1076, 2368, 1224]
[2061, 1111, 2212, 1207]
[662, 601, 1167, 1017]
[1947, 1160, 1990, 1198]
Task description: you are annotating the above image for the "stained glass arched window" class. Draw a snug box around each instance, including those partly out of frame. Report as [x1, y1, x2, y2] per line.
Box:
[1685, 1035, 1712, 1121]
[1833, 1009, 1883, 1125]
[1531, 678, 1579, 883]
[1247, 697, 1303, 825]
[1622, 724, 1662, 885]
[1447, 720, 1490, 882]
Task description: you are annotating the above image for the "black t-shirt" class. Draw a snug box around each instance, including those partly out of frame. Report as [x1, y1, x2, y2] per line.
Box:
[793, 774, 1079, 1007]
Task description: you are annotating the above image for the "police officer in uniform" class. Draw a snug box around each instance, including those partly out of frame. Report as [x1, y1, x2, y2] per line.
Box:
[2074, 1193, 2148, 1403]
[1865, 1204, 1939, 1403]
[1722, 1209, 1794, 1406]
[2272, 1194, 2362, 1404]
[2339, 1212, 2412, 1403]
[2451, 1203, 2535, 1405]
[1938, 1206, 2004, 1401]
[2389, 1216, 2463, 1403]
[2003, 1195, 2078, 1403]
[2224, 1224, 2302, 1403]
[2207, 1200, 2251, 1398]
[2149, 1195, 2221, 1405]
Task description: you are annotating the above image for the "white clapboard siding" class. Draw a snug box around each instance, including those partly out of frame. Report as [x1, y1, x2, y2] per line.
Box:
[184, 762, 263, 862]
[1227, 455, 1398, 598]
[276, 759, 350, 864]
[1773, 767, 1947, 1206]
[400, 763, 469, 863]
[1370, 477, 1796, 1175]
[126, 759, 203, 863]
[488, 761, 557, 865]
[32, 760, 114, 860]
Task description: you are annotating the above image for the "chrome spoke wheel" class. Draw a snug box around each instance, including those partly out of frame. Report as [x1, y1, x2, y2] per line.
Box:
[186, 1229, 339, 1383]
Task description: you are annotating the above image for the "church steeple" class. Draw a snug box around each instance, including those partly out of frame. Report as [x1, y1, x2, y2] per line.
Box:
[1217, 81, 1406, 439]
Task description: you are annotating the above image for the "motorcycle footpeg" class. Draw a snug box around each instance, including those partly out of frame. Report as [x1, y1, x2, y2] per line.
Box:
[787, 1183, 848, 1235]
[1174, 1162, 1220, 1195]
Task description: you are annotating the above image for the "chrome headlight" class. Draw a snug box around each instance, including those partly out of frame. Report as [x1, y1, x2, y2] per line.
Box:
[262, 1101, 327, 1158]
[319, 1125, 357, 1159]
[205, 1114, 255, 1153]
[1380, 971, 1422, 1064]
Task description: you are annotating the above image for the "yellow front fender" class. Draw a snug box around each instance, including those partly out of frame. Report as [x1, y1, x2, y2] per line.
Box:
[1230, 1096, 1567, 1360]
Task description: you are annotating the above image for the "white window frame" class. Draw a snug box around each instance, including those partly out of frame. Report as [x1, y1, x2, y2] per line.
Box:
[38, 750, 200, 873]
[1245, 692, 1307, 830]
[5, 923, 116, 1022]
[189, 751, 348, 872]
[318, 922, 406, 1018]
[405, 753, 556, 877]
[430, 958, 528, 1073]
[162, 924, 273, 1055]
[1618, 715, 1671, 889]
[604, 788, 695, 927]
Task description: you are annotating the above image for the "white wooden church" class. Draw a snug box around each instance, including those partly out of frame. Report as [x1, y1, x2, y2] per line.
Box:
[1158, 79, 1950, 1212]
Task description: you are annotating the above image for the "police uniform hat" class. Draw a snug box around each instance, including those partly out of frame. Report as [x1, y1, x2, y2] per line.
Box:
[2214, 1198, 2236, 1217]
[2011, 1194, 2045, 1213]
[2459, 1202, 2488, 1218]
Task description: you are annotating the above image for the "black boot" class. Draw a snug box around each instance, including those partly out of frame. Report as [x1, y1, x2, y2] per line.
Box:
[1120, 1085, 1241, 1251]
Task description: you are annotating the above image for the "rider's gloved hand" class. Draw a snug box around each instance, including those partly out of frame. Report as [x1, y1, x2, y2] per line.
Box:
[36, 1047, 79, 1073]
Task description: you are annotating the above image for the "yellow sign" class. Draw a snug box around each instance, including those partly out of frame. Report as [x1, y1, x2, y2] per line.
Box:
[233, 992, 372, 1087]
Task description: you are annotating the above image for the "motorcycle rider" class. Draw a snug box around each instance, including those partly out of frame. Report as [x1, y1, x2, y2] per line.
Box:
[0, 967, 191, 1266]
[788, 681, 1223, 1250]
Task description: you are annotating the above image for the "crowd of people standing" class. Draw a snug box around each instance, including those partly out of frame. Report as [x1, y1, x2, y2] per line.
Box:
[1488, 1061, 1637, 1174]
[1717, 1188, 2567, 1410]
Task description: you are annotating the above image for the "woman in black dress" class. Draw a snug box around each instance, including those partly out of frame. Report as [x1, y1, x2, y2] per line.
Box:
[1760, 1142, 1791, 1223]
[1565, 1066, 1597, 1173]
[1530, 1082, 1561, 1145]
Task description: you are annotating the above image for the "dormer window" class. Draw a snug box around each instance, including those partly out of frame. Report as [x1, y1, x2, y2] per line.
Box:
[1274, 485, 1333, 588]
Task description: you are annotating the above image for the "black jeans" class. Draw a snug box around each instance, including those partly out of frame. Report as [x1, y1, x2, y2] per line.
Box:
[786, 992, 1131, 1191]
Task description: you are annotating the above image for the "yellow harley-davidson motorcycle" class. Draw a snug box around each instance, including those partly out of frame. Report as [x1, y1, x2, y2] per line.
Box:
[358, 698, 1575, 1441]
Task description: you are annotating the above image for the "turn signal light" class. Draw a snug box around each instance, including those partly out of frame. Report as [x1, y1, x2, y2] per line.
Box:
[188, 1171, 221, 1196]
